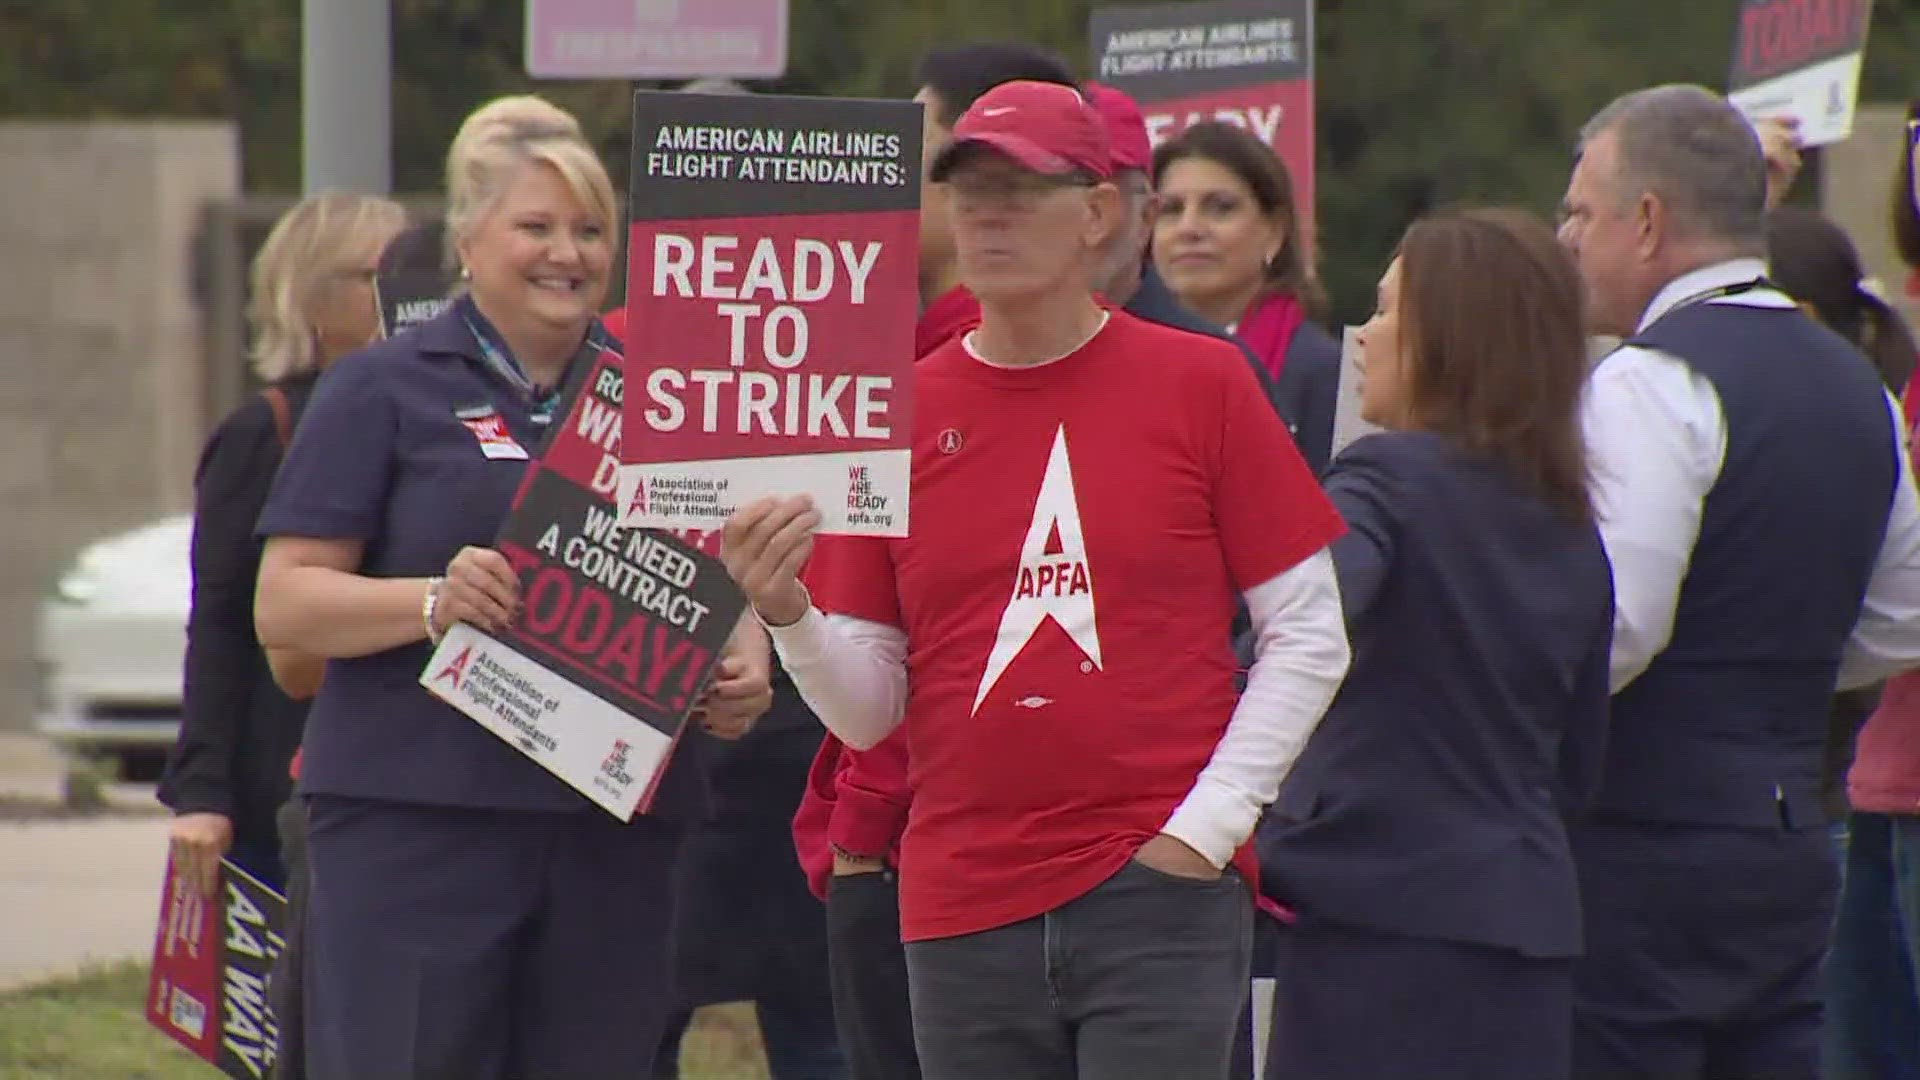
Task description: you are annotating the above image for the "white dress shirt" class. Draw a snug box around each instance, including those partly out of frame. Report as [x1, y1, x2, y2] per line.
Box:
[1582, 257, 1920, 694]
[769, 549, 1350, 870]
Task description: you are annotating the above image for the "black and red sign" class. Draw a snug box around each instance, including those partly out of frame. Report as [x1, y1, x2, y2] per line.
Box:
[1728, 0, 1873, 147]
[618, 89, 921, 537]
[421, 340, 746, 819]
[1091, 0, 1315, 239]
[146, 855, 286, 1080]
[375, 270, 453, 338]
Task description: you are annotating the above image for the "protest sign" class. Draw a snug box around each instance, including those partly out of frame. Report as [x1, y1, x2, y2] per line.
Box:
[619, 89, 921, 537]
[146, 855, 286, 1080]
[1728, 0, 1873, 147]
[422, 341, 747, 819]
[1090, 0, 1315, 237]
[1329, 325, 1379, 462]
[526, 0, 789, 80]
[374, 271, 452, 338]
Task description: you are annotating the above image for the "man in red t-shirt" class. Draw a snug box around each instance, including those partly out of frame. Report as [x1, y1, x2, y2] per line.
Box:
[726, 80, 1350, 1079]
[785, 42, 1074, 1080]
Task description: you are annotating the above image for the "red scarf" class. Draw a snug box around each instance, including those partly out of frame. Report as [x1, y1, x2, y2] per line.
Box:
[1236, 292, 1307, 382]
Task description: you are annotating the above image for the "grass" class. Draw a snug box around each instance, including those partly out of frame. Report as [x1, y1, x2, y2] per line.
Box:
[0, 962, 770, 1079]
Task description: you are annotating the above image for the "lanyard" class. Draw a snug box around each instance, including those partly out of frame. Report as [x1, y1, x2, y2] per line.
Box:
[458, 294, 605, 428]
[1657, 277, 1775, 318]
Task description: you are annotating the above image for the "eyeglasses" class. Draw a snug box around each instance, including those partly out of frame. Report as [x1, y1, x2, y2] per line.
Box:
[948, 172, 1097, 211]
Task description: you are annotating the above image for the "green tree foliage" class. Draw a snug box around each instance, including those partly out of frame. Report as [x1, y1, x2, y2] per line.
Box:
[3, 0, 1916, 320]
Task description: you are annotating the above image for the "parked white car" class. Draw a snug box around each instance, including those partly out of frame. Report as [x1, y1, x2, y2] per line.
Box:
[36, 514, 193, 779]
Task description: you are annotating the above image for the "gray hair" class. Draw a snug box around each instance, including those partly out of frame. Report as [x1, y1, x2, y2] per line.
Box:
[1577, 84, 1767, 252]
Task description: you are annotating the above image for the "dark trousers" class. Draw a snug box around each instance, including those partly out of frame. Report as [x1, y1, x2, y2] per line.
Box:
[904, 860, 1253, 1080]
[825, 870, 922, 1080]
[1824, 813, 1920, 1080]
[303, 796, 680, 1080]
[1264, 918, 1571, 1079]
[268, 798, 310, 1080]
[1571, 821, 1837, 1079]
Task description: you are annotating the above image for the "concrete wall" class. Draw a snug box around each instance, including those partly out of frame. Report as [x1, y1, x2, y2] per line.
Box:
[0, 121, 239, 729]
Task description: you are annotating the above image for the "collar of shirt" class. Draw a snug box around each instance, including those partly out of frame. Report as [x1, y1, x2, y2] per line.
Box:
[1636, 257, 1793, 331]
[452, 293, 605, 427]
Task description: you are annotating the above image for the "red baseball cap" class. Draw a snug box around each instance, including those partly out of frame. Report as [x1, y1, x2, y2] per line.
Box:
[929, 80, 1112, 181]
[1084, 82, 1152, 173]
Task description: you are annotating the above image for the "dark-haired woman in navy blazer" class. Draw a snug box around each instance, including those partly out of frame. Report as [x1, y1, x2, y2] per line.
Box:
[1258, 208, 1614, 1080]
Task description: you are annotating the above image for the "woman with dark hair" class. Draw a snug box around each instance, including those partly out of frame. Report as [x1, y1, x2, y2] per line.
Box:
[1257, 209, 1613, 1080]
[1151, 122, 1338, 473]
[1769, 207, 1916, 393]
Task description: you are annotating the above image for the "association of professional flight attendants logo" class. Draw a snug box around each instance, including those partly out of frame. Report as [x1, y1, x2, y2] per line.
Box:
[972, 424, 1103, 713]
[432, 644, 473, 690]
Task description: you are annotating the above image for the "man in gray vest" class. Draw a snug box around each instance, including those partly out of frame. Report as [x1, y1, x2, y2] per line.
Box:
[1560, 84, 1920, 1078]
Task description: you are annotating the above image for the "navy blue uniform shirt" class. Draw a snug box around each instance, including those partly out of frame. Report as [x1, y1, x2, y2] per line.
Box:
[1259, 431, 1614, 958]
[257, 302, 706, 817]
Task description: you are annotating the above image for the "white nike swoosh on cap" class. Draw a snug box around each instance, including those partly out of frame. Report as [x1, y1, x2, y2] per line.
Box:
[982, 106, 1016, 116]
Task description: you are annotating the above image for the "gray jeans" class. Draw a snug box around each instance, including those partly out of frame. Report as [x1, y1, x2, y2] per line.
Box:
[905, 859, 1253, 1080]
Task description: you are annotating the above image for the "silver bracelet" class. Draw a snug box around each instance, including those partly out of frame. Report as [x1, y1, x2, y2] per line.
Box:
[423, 576, 446, 644]
[752, 581, 812, 630]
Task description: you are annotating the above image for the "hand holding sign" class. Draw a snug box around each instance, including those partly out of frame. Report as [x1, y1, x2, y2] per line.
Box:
[722, 495, 820, 627]
[1757, 115, 1803, 208]
[437, 545, 522, 635]
[692, 645, 774, 740]
[167, 812, 233, 900]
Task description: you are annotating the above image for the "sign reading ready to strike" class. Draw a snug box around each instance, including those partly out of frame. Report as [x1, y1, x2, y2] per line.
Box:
[1091, 0, 1316, 238]
[620, 90, 921, 538]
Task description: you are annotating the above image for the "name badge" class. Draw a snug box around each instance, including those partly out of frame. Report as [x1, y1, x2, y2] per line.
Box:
[456, 407, 529, 461]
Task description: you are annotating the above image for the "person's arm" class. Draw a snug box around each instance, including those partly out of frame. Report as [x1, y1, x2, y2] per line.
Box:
[256, 538, 437, 657]
[264, 648, 325, 701]
[1757, 115, 1803, 210]
[829, 731, 913, 861]
[1581, 348, 1724, 692]
[693, 614, 774, 739]
[765, 608, 908, 750]
[162, 405, 279, 822]
[1161, 551, 1349, 867]
[1558, 594, 1616, 822]
[724, 509, 909, 750]
[1319, 440, 1398, 623]
[1159, 356, 1351, 869]
[1838, 392, 1920, 689]
[252, 353, 518, 658]
[256, 539, 518, 658]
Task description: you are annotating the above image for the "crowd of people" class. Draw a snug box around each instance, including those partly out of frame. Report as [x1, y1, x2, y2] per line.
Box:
[151, 33, 1920, 1080]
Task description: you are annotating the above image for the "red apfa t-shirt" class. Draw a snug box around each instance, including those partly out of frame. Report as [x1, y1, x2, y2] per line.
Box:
[806, 310, 1343, 942]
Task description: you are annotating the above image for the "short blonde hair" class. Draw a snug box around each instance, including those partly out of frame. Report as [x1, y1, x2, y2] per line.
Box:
[248, 192, 407, 381]
[445, 95, 618, 259]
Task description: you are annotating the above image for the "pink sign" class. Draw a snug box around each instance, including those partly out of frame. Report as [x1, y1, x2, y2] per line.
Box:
[526, 0, 789, 79]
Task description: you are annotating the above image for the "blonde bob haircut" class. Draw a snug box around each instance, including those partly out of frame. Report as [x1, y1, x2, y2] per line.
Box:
[445, 95, 618, 264]
[247, 192, 407, 381]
